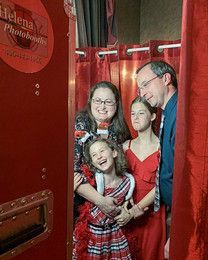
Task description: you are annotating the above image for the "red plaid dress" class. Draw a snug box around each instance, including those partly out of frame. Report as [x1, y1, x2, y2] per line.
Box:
[73, 175, 132, 260]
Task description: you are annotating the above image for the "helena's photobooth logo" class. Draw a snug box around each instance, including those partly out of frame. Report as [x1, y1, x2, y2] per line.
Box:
[0, 0, 54, 73]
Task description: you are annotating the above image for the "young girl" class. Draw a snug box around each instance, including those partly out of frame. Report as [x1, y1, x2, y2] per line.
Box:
[115, 97, 166, 260]
[73, 138, 134, 260]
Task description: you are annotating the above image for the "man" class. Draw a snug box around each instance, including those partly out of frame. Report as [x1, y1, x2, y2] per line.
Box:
[136, 60, 178, 258]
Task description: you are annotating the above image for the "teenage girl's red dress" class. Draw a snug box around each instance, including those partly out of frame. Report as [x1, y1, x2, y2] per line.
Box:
[124, 140, 166, 260]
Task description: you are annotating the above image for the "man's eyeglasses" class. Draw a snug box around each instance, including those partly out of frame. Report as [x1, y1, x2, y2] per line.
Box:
[92, 98, 116, 106]
[138, 75, 162, 91]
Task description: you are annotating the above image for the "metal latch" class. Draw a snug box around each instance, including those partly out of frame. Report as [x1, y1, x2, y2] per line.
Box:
[0, 190, 53, 259]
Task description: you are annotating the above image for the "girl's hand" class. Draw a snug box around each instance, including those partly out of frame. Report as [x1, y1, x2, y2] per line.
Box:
[74, 172, 83, 191]
[129, 204, 148, 219]
[114, 206, 133, 227]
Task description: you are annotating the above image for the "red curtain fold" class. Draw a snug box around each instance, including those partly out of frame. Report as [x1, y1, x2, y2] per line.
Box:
[75, 47, 119, 110]
[170, 1, 208, 259]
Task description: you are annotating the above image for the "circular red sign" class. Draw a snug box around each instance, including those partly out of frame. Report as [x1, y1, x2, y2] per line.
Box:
[0, 0, 54, 73]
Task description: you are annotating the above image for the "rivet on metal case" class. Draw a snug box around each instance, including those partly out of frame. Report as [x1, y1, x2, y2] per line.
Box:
[41, 191, 46, 197]
[10, 202, 15, 207]
[21, 199, 26, 204]
[42, 168, 47, 172]
[11, 250, 16, 256]
[35, 83, 40, 88]
[49, 210, 53, 214]
[35, 90, 40, 96]
[25, 211, 29, 215]
[12, 216, 17, 220]
[41, 174, 47, 180]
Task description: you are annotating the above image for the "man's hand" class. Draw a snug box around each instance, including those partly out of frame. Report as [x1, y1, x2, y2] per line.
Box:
[95, 196, 119, 217]
[164, 237, 170, 259]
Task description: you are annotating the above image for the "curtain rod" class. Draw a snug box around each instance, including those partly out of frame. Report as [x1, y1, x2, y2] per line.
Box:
[75, 43, 181, 56]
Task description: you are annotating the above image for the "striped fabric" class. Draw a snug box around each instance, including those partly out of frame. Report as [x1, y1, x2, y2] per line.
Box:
[73, 175, 132, 259]
[154, 114, 165, 212]
[88, 222, 131, 259]
[88, 176, 132, 259]
[90, 176, 131, 223]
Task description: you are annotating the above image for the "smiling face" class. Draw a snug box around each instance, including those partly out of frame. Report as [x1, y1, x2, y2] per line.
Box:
[131, 101, 155, 132]
[89, 141, 117, 174]
[90, 87, 117, 124]
[136, 65, 166, 108]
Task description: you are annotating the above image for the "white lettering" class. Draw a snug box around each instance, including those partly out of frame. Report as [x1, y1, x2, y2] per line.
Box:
[4, 24, 47, 46]
[0, 6, 34, 30]
[17, 16, 22, 24]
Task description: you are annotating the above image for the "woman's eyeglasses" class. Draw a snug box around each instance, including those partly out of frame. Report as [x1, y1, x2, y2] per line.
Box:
[92, 98, 116, 106]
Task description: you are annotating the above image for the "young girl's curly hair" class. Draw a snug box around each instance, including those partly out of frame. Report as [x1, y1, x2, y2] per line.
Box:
[84, 138, 128, 176]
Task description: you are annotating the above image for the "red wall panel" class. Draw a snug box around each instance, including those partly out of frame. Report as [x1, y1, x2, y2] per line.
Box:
[0, 1, 73, 259]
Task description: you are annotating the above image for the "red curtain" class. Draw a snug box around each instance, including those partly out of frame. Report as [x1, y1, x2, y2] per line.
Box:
[75, 40, 180, 137]
[75, 47, 119, 110]
[170, 1, 208, 259]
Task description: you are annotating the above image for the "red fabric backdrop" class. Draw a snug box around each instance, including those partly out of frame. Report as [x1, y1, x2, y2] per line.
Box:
[75, 40, 180, 137]
[75, 2, 208, 258]
[170, 1, 208, 259]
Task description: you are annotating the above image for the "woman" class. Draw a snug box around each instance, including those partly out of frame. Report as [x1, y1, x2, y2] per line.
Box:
[115, 97, 166, 260]
[74, 81, 131, 218]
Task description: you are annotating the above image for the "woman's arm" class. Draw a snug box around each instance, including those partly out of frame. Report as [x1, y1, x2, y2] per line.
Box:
[76, 183, 119, 216]
[74, 113, 87, 176]
[74, 172, 83, 191]
[129, 187, 155, 218]
[137, 187, 155, 208]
